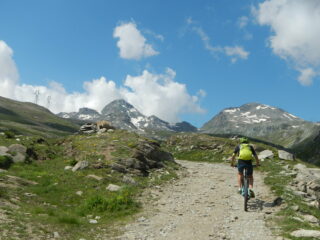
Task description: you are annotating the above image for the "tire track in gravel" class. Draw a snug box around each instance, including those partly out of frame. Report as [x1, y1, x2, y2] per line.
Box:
[112, 160, 280, 240]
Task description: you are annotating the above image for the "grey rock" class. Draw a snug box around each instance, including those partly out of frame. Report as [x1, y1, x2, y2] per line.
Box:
[123, 175, 137, 185]
[8, 144, 27, 154]
[258, 150, 274, 160]
[106, 184, 121, 192]
[86, 174, 103, 181]
[76, 191, 83, 196]
[290, 229, 320, 238]
[0, 146, 8, 155]
[111, 163, 127, 173]
[53, 232, 60, 238]
[278, 150, 294, 161]
[64, 166, 73, 170]
[302, 214, 319, 224]
[72, 161, 89, 172]
[291, 205, 300, 211]
[12, 152, 26, 163]
[107, 129, 114, 133]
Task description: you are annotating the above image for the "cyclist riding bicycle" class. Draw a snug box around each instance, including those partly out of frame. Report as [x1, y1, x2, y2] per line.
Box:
[230, 137, 260, 198]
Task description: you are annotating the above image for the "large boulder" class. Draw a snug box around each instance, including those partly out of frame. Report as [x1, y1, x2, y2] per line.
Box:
[8, 144, 27, 163]
[258, 150, 274, 160]
[8, 144, 27, 155]
[278, 150, 294, 161]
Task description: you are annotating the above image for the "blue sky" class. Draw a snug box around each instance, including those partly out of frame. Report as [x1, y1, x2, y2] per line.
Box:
[0, 0, 319, 127]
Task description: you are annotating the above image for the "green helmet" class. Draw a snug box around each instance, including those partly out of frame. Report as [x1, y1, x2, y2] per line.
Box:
[239, 137, 249, 143]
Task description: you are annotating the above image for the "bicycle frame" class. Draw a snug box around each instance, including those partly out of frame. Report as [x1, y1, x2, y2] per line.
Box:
[242, 167, 249, 211]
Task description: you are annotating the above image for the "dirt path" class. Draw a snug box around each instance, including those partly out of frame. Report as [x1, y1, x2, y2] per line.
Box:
[112, 160, 279, 240]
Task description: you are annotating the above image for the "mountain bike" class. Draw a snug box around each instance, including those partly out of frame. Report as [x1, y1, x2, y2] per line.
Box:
[241, 165, 257, 211]
[242, 166, 250, 211]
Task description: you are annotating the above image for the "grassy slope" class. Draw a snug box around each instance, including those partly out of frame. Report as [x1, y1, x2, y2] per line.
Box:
[0, 130, 178, 240]
[0, 96, 79, 137]
[164, 133, 320, 240]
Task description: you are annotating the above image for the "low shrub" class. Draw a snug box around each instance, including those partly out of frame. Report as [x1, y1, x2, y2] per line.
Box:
[4, 130, 15, 139]
[0, 155, 13, 169]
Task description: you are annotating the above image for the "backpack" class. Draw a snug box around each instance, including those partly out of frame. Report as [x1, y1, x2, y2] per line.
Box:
[238, 144, 253, 160]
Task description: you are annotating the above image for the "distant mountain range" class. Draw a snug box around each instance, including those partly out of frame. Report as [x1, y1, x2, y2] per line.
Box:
[201, 102, 319, 148]
[200, 103, 320, 163]
[58, 99, 197, 134]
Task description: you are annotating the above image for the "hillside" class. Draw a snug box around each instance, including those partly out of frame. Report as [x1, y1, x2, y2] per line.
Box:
[0, 96, 80, 137]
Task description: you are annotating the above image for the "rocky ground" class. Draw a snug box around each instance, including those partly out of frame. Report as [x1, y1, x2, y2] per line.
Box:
[111, 160, 280, 240]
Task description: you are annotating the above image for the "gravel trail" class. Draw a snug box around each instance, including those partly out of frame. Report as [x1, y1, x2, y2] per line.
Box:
[113, 160, 279, 240]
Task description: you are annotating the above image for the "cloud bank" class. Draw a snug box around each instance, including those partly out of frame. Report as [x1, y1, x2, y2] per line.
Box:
[113, 22, 159, 60]
[0, 41, 204, 123]
[254, 0, 320, 85]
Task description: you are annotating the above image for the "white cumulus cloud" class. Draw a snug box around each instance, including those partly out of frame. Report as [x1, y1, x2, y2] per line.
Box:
[121, 68, 205, 122]
[113, 22, 159, 60]
[224, 46, 250, 63]
[0, 40, 203, 123]
[254, 0, 320, 85]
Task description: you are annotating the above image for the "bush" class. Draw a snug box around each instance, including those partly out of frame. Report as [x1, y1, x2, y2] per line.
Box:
[4, 130, 15, 139]
[81, 190, 138, 214]
[0, 155, 13, 169]
[68, 159, 78, 166]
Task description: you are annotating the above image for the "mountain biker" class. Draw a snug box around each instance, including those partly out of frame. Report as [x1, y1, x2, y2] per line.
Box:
[230, 137, 260, 197]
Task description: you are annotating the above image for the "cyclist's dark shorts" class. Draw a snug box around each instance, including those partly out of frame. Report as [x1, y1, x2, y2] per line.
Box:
[237, 160, 253, 176]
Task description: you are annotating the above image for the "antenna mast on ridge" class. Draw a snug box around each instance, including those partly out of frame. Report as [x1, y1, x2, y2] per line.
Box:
[47, 96, 51, 109]
[34, 90, 40, 105]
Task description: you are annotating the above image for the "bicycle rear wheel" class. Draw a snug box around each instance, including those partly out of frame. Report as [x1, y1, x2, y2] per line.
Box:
[243, 169, 249, 211]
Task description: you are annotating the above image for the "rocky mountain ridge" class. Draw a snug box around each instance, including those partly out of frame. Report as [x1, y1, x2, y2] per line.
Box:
[58, 99, 197, 133]
[201, 103, 320, 150]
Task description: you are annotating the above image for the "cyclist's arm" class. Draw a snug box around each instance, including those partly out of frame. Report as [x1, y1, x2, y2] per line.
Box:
[231, 145, 239, 166]
[251, 146, 260, 166]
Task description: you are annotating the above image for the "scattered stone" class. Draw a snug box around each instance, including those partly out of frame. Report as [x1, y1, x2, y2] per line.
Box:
[89, 219, 98, 224]
[107, 129, 114, 133]
[95, 216, 101, 220]
[291, 205, 299, 211]
[86, 174, 103, 181]
[302, 214, 319, 224]
[76, 191, 83, 196]
[290, 229, 320, 238]
[24, 192, 36, 197]
[272, 197, 283, 207]
[64, 166, 73, 170]
[0, 146, 8, 155]
[258, 150, 274, 160]
[123, 175, 137, 185]
[53, 232, 60, 238]
[278, 150, 294, 161]
[72, 161, 89, 172]
[106, 184, 121, 192]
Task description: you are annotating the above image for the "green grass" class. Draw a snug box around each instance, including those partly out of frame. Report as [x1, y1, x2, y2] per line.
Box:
[0, 130, 178, 239]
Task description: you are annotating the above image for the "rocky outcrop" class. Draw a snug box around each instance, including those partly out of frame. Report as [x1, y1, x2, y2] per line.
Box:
[111, 141, 174, 176]
[290, 163, 320, 208]
[79, 121, 115, 134]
